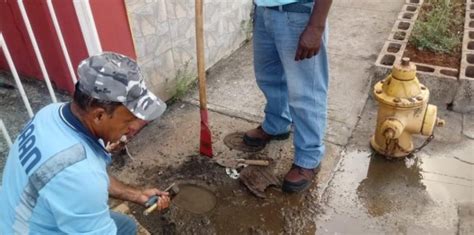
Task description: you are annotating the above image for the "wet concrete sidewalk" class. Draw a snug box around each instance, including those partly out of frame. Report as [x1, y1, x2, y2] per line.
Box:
[108, 0, 469, 234]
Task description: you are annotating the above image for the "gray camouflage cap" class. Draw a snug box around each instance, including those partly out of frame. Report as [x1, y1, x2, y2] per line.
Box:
[77, 52, 166, 121]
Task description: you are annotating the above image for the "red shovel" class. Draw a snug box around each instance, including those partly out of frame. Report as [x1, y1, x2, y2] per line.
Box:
[195, 0, 213, 157]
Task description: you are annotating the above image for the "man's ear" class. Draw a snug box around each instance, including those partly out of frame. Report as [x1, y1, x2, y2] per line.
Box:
[92, 107, 107, 123]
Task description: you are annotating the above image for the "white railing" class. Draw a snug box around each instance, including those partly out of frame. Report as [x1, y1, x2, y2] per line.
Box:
[47, 0, 78, 84]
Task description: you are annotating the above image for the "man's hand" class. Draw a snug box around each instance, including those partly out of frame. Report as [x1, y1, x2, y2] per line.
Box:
[108, 175, 171, 210]
[105, 136, 127, 154]
[295, 26, 324, 61]
[137, 188, 170, 210]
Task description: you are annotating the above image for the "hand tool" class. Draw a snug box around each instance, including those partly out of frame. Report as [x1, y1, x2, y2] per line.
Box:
[215, 158, 270, 169]
[143, 183, 180, 215]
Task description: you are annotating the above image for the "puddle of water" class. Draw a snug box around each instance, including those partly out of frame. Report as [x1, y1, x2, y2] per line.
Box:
[172, 184, 217, 214]
[319, 148, 473, 234]
[210, 184, 316, 234]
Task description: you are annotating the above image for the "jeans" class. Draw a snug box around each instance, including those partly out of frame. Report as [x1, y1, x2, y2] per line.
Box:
[110, 211, 137, 235]
[253, 6, 329, 169]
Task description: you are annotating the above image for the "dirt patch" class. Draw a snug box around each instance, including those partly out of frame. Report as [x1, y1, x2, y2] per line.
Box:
[404, 44, 461, 68]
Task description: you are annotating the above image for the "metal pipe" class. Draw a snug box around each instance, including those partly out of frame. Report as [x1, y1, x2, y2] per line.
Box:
[0, 34, 34, 118]
[17, 0, 58, 103]
[73, 0, 102, 56]
[46, 0, 77, 84]
[0, 119, 13, 147]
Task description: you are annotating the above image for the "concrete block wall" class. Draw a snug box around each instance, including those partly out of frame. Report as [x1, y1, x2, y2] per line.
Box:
[125, 0, 253, 101]
[453, 0, 474, 113]
[375, 0, 422, 68]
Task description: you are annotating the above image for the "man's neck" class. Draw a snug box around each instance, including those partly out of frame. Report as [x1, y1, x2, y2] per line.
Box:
[70, 102, 99, 139]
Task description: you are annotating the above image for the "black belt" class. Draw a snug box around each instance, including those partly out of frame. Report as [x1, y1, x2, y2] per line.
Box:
[266, 1, 313, 14]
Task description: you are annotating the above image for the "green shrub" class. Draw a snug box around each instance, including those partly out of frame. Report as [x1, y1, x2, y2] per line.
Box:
[410, 0, 463, 54]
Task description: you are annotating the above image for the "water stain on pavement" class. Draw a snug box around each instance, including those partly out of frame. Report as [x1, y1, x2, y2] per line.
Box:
[318, 148, 473, 234]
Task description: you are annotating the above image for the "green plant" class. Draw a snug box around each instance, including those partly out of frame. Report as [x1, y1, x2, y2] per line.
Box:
[410, 0, 463, 54]
[171, 61, 196, 101]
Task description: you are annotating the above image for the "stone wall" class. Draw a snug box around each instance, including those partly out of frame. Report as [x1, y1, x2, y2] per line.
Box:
[125, 0, 253, 100]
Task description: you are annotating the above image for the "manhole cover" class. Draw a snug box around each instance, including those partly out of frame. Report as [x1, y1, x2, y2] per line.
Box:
[223, 132, 264, 152]
[173, 184, 216, 214]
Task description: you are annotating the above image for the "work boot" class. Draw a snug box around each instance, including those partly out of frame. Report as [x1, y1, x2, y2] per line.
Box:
[282, 164, 321, 193]
[243, 126, 290, 147]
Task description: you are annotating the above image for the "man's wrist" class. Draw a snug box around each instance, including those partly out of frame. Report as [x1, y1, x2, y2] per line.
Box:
[129, 188, 144, 204]
[306, 24, 325, 31]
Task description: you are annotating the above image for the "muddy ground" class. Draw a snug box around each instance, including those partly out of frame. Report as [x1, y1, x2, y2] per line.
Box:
[108, 102, 331, 235]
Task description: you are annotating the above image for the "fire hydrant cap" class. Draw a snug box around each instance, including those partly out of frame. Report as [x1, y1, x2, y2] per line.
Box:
[392, 58, 417, 81]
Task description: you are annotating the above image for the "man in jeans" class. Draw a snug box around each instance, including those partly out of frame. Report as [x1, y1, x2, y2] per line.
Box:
[244, 0, 332, 192]
[0, 52, 170, 234]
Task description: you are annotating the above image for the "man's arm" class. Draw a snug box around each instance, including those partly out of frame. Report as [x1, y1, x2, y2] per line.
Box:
[108, 174, 170, 209]
[295, 0, 333, 61]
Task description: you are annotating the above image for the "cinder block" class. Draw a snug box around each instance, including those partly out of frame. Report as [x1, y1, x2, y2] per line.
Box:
[416, 69, 460, 106]
[405, 0, 423, 5]
[403, 4, 420, 14]
[388, 30, 409, 43]
[395, 20, 414, 32]
[453, 77, 474, 113]
[375, 41, 406, 68]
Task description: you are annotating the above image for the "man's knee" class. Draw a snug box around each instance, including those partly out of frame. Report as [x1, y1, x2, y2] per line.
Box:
[111, 211, 137, 235]
[121, 216, 137, 235]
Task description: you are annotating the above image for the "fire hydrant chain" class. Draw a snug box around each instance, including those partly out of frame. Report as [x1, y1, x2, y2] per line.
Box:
[385, 134, 435, 157]
[407, 134, 435, 155]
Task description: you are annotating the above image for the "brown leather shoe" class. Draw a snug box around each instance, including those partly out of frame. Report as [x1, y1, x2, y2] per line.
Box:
[282, 164, 321, 193]
[243, 126, 290, 147]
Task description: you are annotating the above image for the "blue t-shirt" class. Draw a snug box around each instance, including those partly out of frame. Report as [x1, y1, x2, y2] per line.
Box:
[0, 103, 117, 234]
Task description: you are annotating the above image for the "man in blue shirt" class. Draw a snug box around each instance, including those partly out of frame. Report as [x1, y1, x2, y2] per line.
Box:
[244, 0, 332, 192]
[0, 52, 170, 234]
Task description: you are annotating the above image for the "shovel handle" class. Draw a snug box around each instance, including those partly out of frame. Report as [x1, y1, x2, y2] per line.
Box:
[242, 159, 270, 166]
[195, 0, 207, 108]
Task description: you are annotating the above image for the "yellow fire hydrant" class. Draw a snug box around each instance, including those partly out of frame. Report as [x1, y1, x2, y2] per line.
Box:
[371, 57, 445, 158]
